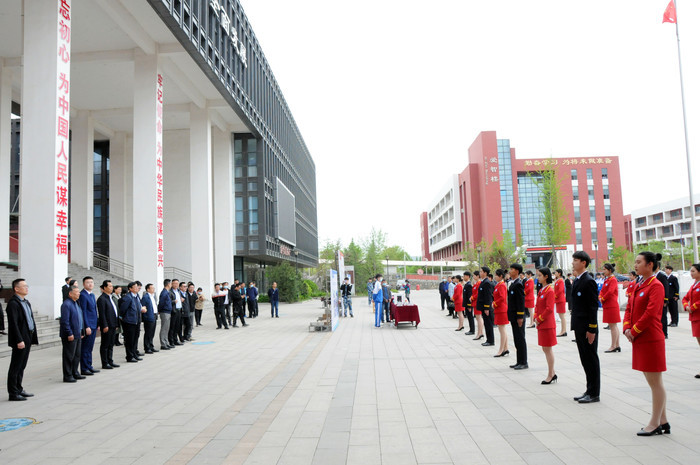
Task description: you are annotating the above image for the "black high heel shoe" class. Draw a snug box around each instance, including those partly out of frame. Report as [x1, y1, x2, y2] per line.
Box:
[604, 347, 621, 353]
[637, 426, 663, 436]
[455, 327, 464, 331]
[473, 334, 484, 340]
[541, 374, 558, 385]
[494, 350, 510, 358]
[661, 423, 671, 434]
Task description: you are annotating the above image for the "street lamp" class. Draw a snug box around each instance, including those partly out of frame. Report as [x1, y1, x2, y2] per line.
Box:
[385, 256, 389, 277]
[477, 245, 482, 266]
[593, 241, 598, 271]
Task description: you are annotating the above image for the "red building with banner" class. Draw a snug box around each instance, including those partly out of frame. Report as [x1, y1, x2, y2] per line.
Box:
[421, 131, 626, 270]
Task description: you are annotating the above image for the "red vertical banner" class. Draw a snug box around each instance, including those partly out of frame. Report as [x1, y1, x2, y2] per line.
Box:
[156, 74, 165, 268]
[55, 0, 71, 257]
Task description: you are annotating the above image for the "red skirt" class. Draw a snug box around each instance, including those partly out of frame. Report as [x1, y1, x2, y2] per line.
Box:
[494, 311, 508, 326]
[474, 309, 482, 316]
[555, 302, 566, 314]
[537, 326, 557, 347]
[632, 339, 666, 372]
[602, 306, 621, 324]
[692, 320, 700, 337]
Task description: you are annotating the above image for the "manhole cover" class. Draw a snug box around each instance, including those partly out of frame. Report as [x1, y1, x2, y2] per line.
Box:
[191, 341, 215, 345]
[0, 418, 38, 432]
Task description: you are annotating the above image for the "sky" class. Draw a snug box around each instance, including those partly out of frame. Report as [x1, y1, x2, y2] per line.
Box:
[241, 0, 700, 257]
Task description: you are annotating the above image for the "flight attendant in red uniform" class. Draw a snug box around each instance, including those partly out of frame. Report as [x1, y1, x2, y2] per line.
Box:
[524, 271, 536, 328]
[682, 263, 700, 378]
[554, 269, 567, 337]
[623, 252, 668, 436]
[453, 276, 464, 332]
[493, 269, 509, 357]
[471, 272, 484, 340]
[600, 263, 621, 353]
[535, 268, 557, 384]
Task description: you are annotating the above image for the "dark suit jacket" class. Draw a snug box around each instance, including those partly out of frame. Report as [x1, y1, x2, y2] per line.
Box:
[462, 282, 473, 307]
[267, 288, 279, 302]
[60, 298, 83, 338]
[571, 272, 599, 333]
[232, 289, 244, 314]
[565, 278, 573, 305]
[141, 294, 157, 322]
[179, 290, 191, 316]
[187, 292, 197, 311]
[158, 288, 172, 313]
[119, 292, 142, 325]
[507, 278, 525, 321]
[476, 278, 493, 312]
[97, 292, 119, 329]
[667, 273, 679, 299]
[79, 289, 98, 329]
[656, 272, 670, 307]
[6, 295, 39, 347]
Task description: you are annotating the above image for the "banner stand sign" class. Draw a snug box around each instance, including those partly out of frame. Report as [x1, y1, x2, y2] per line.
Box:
[330, 269, 339, 331]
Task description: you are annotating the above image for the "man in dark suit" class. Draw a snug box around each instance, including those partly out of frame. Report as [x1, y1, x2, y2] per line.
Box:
[268, 282, 280, 318]
[462, 272, 475, 335]
[231, 282, 249, 327]
[439, 277, 450, 311]
[6, 278, 38, 400]
[655, 262, 671, 338]
[158, 279, 173, 350]
[212, 283, 229, 329]
[78, 277, 99, 376]
[178, 281, 191, 342]
[247, 282, 259, 318]
[120, 282, 146, 362]
[141, 283, 158, 354]
[60, 285, 86, 382]
[570, 251, 601, 403]
[664, 265, 680, 327]
[168, 279, 183, 346]
[186, 283, 197, 336]
[97, 280, 120, 369]
[61, 276, 72, 302]
[507, 264, 528, 369]
[477, 267, 495, 346]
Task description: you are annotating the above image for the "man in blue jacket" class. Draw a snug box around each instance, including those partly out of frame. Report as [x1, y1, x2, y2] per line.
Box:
[439, 277, 449, 310]
[78, 277, 99, 376]
[158, 279, 173, 350]
[120, 282, 146, 362]
[268, 282, 279, 318]
[61, 285, 85, 383]
[141, 283, 158, 354]
[247, 281, 259, 318]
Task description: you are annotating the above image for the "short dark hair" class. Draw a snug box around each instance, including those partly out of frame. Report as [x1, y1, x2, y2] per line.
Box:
[127, 281, 138, 291]
[555, 269, 563, 276]
[83, 276, 93, 283]
[495, 269, 505, 278]
[135, 280, 142, 287]
[163, 279, 171, 287]
[100, 280, 112, 290]
[68, 279, 77, 287]
[375, 273, 382, 279]
[572, 251, 591, 267]
[145, 283, 154, 292]
[538, 267, 553, 284]
[510, 263, 523, 274]
[113, 285, 122, 291]
[172, 279, 180, 284]
[12, 278, 25, 291]
[179, 281, 187, 288]
[65, 276, 71, 282]
[690, 263, 700, 273]
[481, 266, 491, 274]
[197, 287, 202, 291]
[463, 271, 472, 277]
[664, 264, 673, 271]
[525, 270, 534, 276]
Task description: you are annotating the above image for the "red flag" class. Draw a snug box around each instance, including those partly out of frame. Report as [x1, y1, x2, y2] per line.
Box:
[663, 0, 676, 23]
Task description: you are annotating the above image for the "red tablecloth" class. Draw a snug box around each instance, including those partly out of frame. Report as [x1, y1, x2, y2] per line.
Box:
[390, 303, 420, 328]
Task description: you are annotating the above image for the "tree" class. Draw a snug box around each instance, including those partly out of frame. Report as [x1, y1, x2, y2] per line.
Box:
[383, 245, 410, 261]
[343, 238, 363, 266]
[609, 240, 635, 274]
[533, 167, 571, 268]
[266, 261, 302, 302]
[358, 228, 387, 282]
[484, 230, 525, 270]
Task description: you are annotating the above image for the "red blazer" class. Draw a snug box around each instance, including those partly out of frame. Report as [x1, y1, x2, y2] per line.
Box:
[535, 284, 555, 329]
[623, 276, 665, 343]
[453, 283, 463, 311]
[682, 280, 700, 322]
[599, 276, 619, 311]
[554, 278, 566, 304]
[625, 279, 637, 299]
[524, 278, 535, 307]
[471, 280, 480, 306]
[493, 281, 507, 314]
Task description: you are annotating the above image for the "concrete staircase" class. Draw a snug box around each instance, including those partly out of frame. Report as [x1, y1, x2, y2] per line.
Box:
[0, 305, 63, 358]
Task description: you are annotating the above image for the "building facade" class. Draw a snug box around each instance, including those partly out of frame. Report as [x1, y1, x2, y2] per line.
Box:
[0, 0, 318, 317]
[421, 131, 626, 269]
[628, 194, 700, 249]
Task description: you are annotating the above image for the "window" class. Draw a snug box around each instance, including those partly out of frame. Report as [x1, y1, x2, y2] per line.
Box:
[636, 217, 647, 226]
[603, 185, 609, 200]
[607, 226, 613, 243]
[605, 205, 611, 221]
[652, 213, 663, 223]
[601, 168, 608, 179]
[588, 187, 594, 201]
[235, 183, 243, 192]
[236, 241, 245, 250]
[571, 170, 578, 181]
[248, 196, 258, 210]
[590, 206, 596, 220]
[247, 182, 257, 191]
[249, 240, 259, 250]
[586, 168, 593, 180]
[573, 191, 579, 201]
[248, 153, 257, 166]
[670, 208, 682, 218]
[235, 166, 244, 177]
[591, 227, 597, 243]
[574, 206, 580, 222]
[248, 166, 257, 177]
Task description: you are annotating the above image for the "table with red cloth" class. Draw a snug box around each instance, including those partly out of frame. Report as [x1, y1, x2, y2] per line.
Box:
[390, 302, 420, 328]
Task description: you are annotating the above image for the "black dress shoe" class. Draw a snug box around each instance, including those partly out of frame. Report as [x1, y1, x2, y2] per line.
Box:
[577, 395, 600, 404]
[151, 348, 159, 352]
[174, 342, 183, 346]
[73, 374, 86, 380]
[20, 391, 34, 397]
[137, 352, 144, 356]
[145, 350, 154, 354]
[90, 368, 100, 373]
[661, 422, 671, 434]
[9, 395, 27, 401]
[573, 393, 587, 401]
[243, 323, 249, 327]
[81, 371, 94, 376]
[455, 327, 464, 331]
[556, 332, 567, 337]
[494, 350, 509, 357]
[473, 335, 484, 340]
[637, 426, 663, 436]
[135, 357, 143, 361]
[465, 331, 475, 335]
[127, 359, 138, 363]
[63, 377, 77, 383]
[509, 363, 519, 368]
[514, 364, 529, 370]
[161, 346, 170, 350]
[604, 347, 621, 353]
[110, 363, 120, 368]
[669, 323, 678, 327]
[481, 342, 494, 346]
[102, 365, 114, 370]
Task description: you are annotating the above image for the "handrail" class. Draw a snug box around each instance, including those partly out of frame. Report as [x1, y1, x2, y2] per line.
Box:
[92, 251, 134, 281]
[163, 266, 193, 283]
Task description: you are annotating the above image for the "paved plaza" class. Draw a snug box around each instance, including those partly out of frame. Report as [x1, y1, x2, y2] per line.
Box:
[2, 289, 700, 465]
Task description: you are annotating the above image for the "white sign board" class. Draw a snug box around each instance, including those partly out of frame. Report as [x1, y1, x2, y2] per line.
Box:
[330, 269, 339, 331]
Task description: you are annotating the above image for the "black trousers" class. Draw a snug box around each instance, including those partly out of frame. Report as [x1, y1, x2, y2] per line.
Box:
[483, 309, 495, 343]
[440, 293, 448, 310]
[232, 309, 246, 326]
[99, 328, 116, 366]
[181, 312, 192, 340]
[224, 304, 232, 325]
[465, 306, 475, 333]
[661, 305, 668, 337]
[669, 299, 679, 325]
[383, 300, 391, 322]
[214, 307, 228, 328]
[169, 310, 181, 343]
[62, 336, 81, 379]
[574, 329, 600, 397]
[0, 302, 5, 331]
[7, 341, 32, 396]
[247, 300, 256, 318]
[510, 319, 527, 366]
[143, 320, 156, 351]
[195, 309, 202, 325]
[122, 322, 139, 361]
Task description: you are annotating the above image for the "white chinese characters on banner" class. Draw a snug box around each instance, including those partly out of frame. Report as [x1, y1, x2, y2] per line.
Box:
[156, 74, 165, 275]
[55, 0, 71, 257]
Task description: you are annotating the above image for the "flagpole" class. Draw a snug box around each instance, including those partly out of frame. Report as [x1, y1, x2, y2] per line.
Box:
[673, 1, 699, 264]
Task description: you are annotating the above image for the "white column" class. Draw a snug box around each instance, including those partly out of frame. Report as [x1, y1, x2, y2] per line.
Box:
[189, 105, 214, 289]
[109, 132, 128, 263]
[212, 127, 233, 281]
[131, 51, 161, 286]
[19, 0, 72, 318]
[162, 129, 191, 271]
[69, 110, 94, 268]
[0, 65, 11, 262]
